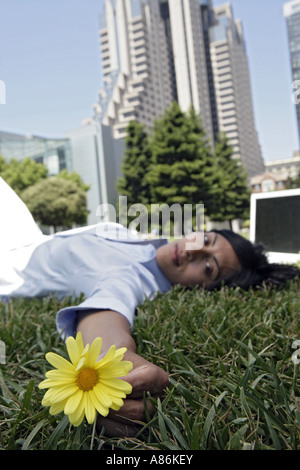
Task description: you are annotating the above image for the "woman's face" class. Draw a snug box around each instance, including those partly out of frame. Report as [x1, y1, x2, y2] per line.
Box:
[156, 231, 241, 287]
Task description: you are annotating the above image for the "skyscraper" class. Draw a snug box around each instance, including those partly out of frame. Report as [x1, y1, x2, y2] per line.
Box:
[284, 0, 300, 147]
[94, 0, 264, 177]
[209, 3, 263, 176]
[167, 0, 214, 143]
[94, 0, 174, 139]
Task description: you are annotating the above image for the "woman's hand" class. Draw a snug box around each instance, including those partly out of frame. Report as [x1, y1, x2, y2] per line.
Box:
[97, 351, 169, 437]
[76, 310, 169, 437]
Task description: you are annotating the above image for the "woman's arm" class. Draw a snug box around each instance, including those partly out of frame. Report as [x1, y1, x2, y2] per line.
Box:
[76, 310, 169, 437]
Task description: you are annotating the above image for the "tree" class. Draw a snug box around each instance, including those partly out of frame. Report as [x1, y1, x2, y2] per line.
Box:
[286, 169, 300, 189]
[57, 168, 90, 192]
[0, 157, 47, 195]
[147, 102, 218, 232]
[117, 121, 153, 230]
[210, 132, 250, 222]
[0, 156, 7, 173]
[21, 177, 88, 231]
[117, 120, 152, 205]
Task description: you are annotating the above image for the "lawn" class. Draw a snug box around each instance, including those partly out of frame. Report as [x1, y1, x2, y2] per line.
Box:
[0, 281, 299, 450]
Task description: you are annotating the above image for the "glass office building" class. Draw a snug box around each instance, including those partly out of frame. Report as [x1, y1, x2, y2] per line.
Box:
[0, 124, 124, 226]
[284, 0, 300, 147]
[0, 131, 72, 175]
[65, 121, 124, 225]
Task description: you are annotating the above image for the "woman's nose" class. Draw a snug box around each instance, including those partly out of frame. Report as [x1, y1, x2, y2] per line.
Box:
[186, 246, 206, 262]
[185, 233, 204, 252]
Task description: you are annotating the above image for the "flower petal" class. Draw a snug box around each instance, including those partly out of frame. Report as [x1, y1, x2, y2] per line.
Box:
[68, 394, 85, 426]
[89, 389, 109, 417]
[64, 389, 83, 415]
[95, 354, 131, 372]
[66, 336, 80, 366]
[96, 383, 126, 400]
[45, 384, 79, 404]
[110, 397, 124, 410]
[45, 352, 75, 373]
[45, 370, 76, 386]
[100, 378, 132, 394]
[46, 369, 75, 379]
[39, 379, 53, 389]
[39, 377, 74, 388]
[86, 337, 102, 366]
[93, 383, 113, 408]
[99, 362, 133, 378]
[97, 345, 116, 367]
[49, 399, 68, 416]
[75, 355, 87, 372]
[84, 392, 97, 424]
[75, 332, 85, 355]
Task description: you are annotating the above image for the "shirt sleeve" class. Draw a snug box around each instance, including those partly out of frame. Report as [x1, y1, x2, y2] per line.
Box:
[55, 267, 145, 340]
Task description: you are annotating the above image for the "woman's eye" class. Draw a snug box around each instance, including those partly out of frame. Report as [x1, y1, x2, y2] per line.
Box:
[204, 235, 209, 245]
[205, 260, 212, 275]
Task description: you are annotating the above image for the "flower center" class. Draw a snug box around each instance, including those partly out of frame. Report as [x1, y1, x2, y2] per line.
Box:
[76, 368, 98, 391]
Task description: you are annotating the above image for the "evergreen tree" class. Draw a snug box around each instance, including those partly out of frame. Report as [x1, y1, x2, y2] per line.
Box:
[117, 120, 152, 205]
[210, 132, 250, 222]
[147, 102, 217, 231]
[116, 120, 153, 231]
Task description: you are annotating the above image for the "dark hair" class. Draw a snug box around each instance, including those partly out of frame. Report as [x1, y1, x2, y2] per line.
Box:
[207, 229, 300, 291]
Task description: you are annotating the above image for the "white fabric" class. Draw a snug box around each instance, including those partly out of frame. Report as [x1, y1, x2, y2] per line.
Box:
[0, 177, 45, 250]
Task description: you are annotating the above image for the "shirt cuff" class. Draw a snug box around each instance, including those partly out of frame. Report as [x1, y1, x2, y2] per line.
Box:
[56, 297, 135, 340]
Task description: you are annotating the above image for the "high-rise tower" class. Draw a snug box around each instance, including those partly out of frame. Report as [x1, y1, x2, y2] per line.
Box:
[209, 3, 264, 176]
[94, 0, 264, 176]
[167, 0, 214, 143]
[284, 0, 300, 147]
[94, 0, 174, 139]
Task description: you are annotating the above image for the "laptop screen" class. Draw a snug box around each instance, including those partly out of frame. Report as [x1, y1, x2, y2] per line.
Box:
[250, 189, 300, 262]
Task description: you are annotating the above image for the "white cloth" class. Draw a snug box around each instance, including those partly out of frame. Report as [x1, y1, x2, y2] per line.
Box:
[0, 177, 45, 250]
[0, 178, 171, 339]
[0, 177, 48, 292]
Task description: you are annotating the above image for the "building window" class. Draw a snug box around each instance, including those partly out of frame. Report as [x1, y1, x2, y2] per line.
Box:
[262, 179, 275, 192]
[118, 127, 127, 134]
[33, 156, 44, 165]
[57, 147, 67, 171]
[123, 111, 135, 118]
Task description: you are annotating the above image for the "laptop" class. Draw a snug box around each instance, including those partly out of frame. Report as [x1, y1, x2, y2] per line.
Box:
[250, 188, 300, 264]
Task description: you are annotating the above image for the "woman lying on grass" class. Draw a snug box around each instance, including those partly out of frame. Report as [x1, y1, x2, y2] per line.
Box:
[1, 176, 299, 436]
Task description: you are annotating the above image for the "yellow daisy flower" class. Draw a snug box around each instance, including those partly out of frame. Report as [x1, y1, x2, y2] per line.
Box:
[39, 332, 133, 426]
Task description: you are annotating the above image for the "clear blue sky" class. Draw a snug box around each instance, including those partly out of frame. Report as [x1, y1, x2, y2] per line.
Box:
[0, 0, 299, 162]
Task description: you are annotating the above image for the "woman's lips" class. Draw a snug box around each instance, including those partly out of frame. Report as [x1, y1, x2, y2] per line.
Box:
[172, 243, 180, 266]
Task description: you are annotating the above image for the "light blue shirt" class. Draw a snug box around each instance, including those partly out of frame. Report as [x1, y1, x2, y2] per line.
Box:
[1, 224, 171, 339]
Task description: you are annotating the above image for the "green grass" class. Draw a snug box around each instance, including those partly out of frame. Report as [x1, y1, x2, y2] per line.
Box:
[0, 282, 300, 450]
